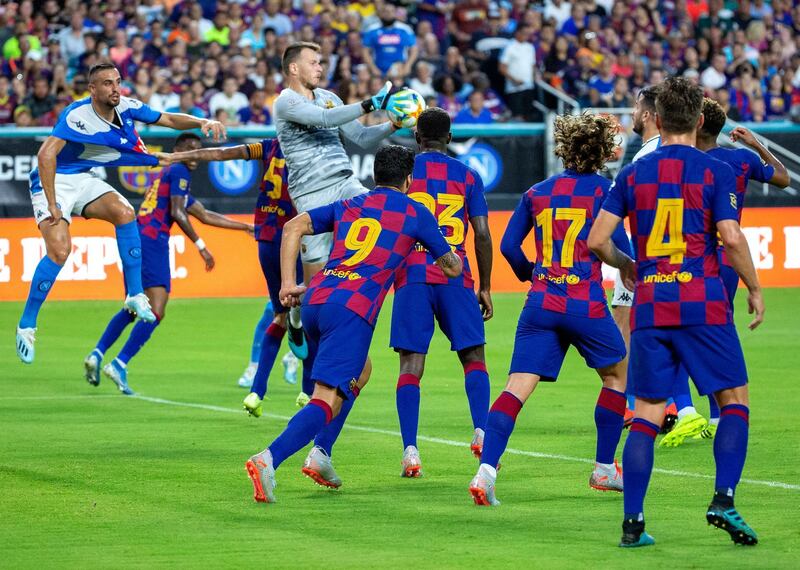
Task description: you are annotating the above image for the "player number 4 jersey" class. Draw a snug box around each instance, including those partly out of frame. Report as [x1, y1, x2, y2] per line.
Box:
[602, 144, 739, 329]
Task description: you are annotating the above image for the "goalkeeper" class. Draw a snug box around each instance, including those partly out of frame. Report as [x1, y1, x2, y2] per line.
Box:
[271, 40, 416, 407]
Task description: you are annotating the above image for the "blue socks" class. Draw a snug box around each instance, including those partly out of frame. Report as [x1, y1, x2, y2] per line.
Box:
[314, 397, 355, 456]
[269, 399, 331, 470]
[117, 317, 160, 364]
[19, 256, 63, 329]
[116, 221, 144, 296]
[594, 387, 626, 464]
[622, 418, 660, 517]
[464, 361, 490, 431]
[250, 302, 273, 363]
[251, 323, 286, 398]
[480, 391, 523, 468]
[714, 404, 749, 494]
[301, 334, 318, 396]
[396, 373, 421, 448]
[96, 309, 135, 354]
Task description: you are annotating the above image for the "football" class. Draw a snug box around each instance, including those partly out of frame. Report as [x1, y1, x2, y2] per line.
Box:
[387, 88, 427, 129]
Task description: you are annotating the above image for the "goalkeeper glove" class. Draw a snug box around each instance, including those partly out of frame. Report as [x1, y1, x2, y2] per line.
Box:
[361, 81, 393, 112]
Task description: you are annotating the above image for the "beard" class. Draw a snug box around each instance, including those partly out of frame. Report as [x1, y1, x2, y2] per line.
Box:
[632, 117, 643, 136]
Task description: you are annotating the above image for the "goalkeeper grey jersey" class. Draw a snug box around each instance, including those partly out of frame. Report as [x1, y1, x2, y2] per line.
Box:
[273, 87, 394, 199]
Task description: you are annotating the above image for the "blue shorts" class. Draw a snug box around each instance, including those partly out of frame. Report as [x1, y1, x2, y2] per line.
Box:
[258, 240, 302, 315]
[630, 324, 747, 399]
[140, 234, 171, 293]
[390, 283, 485, 353]
[509, 306, 626, 381]
[302, 303, 373, 400]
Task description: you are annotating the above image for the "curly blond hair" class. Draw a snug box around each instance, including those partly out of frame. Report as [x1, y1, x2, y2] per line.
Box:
[553, 113, 618, 174]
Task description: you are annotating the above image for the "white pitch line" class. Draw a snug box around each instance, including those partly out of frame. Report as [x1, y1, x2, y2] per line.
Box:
[129, 394, 800, 492]
[3, 393, 797, 491]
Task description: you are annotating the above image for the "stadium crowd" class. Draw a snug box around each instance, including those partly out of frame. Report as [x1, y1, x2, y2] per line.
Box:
[1, 0, 800, 128]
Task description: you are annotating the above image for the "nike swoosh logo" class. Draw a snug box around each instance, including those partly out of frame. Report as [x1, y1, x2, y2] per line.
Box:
[447, 137, 479, 155]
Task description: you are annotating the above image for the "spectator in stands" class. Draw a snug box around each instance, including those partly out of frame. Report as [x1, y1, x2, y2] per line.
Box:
[204, 10, 230, 46]
[499, 24, 536, 121]
[609, 76, 634, 108]
[13, 104, 33, 127]
[36, 96, 70, 127]
[450, 0, 489, 51]
[58, 11, 86, 67]
[434, 73, 463, 119]
[264, 0, 293, 37]
[166, 88, 206, 118]
[409, 62, 436, 99]
[209, 77, 248, 124]
[471, 73, 508, 121]
[764, 73, 791, 119]
[589, 57, 616, 103]
[363, 3, 417, 79]
[22, 76, 55, 120]
[701, 53, 728, 90]
[0, 75, 15, 125]
[149, 74, 180, 112]
[454, 90, 493, 124]
[238, 89, 272, 125]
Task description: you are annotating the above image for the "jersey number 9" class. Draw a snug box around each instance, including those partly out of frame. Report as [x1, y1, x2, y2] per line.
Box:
[342, 218, 382, 267]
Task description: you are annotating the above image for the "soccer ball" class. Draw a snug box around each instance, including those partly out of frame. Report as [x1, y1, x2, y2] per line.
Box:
[387, 89, 426, 129]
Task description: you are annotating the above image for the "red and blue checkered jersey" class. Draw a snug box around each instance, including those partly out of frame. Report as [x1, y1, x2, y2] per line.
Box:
[248, 138, 295, 242]
[394, 152, 488, 289]
[603, 144, 738, 329]
[706, 146, 774, 267]
[137, 163, 196, 240]
[501, 171, 632, 318]
[306, 187, 451, 327]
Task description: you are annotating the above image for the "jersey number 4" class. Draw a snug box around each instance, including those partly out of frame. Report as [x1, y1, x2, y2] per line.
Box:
[409, 193, 465, 246]
[535, 207, 586, 268]
[342, 218, 382, 267]
[646, 198, 686, 264]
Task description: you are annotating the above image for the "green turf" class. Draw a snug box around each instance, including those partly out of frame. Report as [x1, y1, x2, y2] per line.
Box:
[1, 290, 798, 568]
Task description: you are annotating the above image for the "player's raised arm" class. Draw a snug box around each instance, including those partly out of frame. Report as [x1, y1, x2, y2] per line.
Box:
[278, 212, 317, 306]
[500, 193, 535, 282]
[187, 201, 253, 234]
[155, 112, 227, 143]
[730, 126, 790, 188]
[156, 144, 250, 167]
[36, 136, 67, 225]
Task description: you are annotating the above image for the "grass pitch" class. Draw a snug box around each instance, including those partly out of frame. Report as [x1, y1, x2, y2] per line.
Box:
[1, 290, 798, 568]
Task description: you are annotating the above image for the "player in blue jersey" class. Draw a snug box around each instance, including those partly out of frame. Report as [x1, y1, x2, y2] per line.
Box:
[468, 113, 633, 507]
[157, 138, 310, 414]
[662, 98, 789, 446]
[244, 146, 462, 504]
[589, 77, 765, 547]
[390, 108, 494, 477]
[83, 133, 252, 394]
[16, 62, 225, 365]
